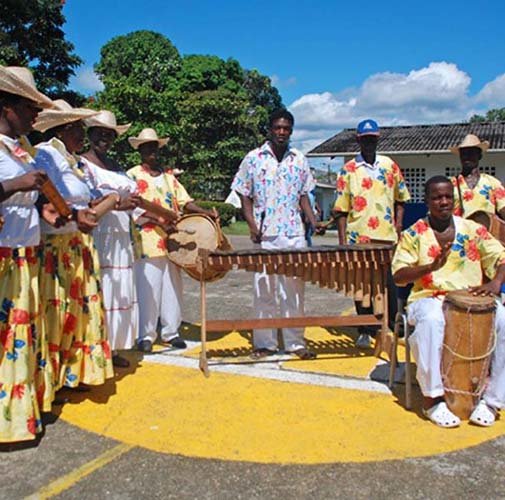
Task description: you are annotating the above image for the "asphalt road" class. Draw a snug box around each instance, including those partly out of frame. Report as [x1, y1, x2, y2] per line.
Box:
[1, 235, 505, 499]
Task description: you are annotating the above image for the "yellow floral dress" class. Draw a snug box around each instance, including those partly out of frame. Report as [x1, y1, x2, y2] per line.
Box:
[127, 166, 192, 259]
[35, 139, 112, 392]
[392, 216, 505, 304]
[452, 173, 505, 218]
[0, 135, 47, 442]
[333, 154, 411, 243]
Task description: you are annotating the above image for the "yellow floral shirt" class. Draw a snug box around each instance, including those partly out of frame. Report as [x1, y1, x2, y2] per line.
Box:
[392, 216, 505, 304]
[127, 165, 193, 259]
[452, 173, 505, 218]
[333, 154, 411, 243]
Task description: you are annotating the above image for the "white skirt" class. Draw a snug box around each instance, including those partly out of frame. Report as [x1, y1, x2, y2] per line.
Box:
[94, 212, 138, 350]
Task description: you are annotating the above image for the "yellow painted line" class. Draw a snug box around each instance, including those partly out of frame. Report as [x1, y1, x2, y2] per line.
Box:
[27, 443, 133, 499]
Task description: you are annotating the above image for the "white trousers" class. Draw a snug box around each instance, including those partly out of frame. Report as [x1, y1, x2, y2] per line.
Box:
[135, 256, 183, 343]
[407, 297, 505, 408]
[253, 236, 306, 352]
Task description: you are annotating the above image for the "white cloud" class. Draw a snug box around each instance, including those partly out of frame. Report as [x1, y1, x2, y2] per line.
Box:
[70, 66, 104, 93]
[289, 62, 505, 153]
[476, 74, 505, 107]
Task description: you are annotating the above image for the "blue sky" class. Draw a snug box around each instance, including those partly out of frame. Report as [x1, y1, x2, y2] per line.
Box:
[64, 0, 505, 152]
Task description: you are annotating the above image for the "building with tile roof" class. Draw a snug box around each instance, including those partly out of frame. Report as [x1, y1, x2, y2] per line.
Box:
[308, 121, 505, 225]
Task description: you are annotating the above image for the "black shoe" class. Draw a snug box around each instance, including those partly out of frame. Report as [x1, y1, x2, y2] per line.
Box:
[164, 336, 187, 349]
[138, 339, 153, 353]
[112, 354, 130, 368]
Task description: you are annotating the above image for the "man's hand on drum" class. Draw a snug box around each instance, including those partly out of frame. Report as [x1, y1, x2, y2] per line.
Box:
[157, 216, 177, 234]
[430, 242, 452, 272]
[468, 280, 502, 297]
[209, 206, 220, 221]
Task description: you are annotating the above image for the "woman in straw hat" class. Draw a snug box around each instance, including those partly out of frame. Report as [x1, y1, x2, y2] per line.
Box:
[127, 128, 218, 353]
[450, 134, 505, 220]
[0, 65, 54, 442]
[80, 110, 140, 368]
[34, 100, 113, 393]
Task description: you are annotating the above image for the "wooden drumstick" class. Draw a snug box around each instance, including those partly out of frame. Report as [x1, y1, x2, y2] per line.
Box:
[138, 197, 179, 223]
[40, 178, 72, 218]
[91, 194, 119, 221]
[254, 211, 266, 243]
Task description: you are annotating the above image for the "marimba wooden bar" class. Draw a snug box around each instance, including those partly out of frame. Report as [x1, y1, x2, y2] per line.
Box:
[196, 244, 393, 376]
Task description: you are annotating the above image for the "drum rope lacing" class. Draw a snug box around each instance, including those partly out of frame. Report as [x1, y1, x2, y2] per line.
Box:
[442, 306, 496, 397]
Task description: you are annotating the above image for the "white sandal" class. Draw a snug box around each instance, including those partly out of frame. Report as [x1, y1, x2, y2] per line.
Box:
[469, 400, 496, 427]
[422, 402, 461, 428]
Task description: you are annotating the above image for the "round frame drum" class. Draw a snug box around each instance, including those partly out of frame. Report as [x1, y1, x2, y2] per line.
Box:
[442, 290, 496, 419]
[166, 214, 232, 282]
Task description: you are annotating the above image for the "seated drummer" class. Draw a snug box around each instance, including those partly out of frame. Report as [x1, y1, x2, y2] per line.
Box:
[392, 175, 505, 428]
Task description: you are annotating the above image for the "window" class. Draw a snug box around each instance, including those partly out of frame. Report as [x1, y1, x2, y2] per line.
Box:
[402, 167, 426, 203]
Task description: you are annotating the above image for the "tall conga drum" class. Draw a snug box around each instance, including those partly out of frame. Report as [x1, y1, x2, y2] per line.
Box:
[442, 290, 496, 419]
[166, 214, 233, 282]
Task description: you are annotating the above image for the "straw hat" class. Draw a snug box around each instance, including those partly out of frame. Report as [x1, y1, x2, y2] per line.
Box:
[0, 65, 54, 109]
[450, 134, 490, 155]
[84, 110, 131, 135]
[128, 128, 169, 149]
[33, 99, 98, 133]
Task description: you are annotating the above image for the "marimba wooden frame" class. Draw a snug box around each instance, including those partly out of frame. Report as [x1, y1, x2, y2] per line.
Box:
[196, 246, 392, 376]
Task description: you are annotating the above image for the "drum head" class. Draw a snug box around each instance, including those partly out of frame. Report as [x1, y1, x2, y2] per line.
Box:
[445, 289, 496, 312]
[167, 214, 219, 267]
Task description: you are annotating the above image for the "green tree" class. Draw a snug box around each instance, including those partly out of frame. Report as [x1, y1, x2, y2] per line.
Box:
[177, 55, 243, 94]
[0, 0, 82, 95]
[470, 108, 505, 122]
[95, 30, 182, 166]
[175, 88, 263, 199]
[95, 30, 283, 198]
[243, 69, 282, 135]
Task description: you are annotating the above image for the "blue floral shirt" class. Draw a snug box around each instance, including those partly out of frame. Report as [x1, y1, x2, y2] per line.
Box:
[231, 142, 315, 237]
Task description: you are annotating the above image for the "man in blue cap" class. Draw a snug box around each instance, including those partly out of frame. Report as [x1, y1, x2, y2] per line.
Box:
[333, 119, 411, 348]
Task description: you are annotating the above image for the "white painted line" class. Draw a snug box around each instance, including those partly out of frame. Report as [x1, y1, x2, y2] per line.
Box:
[144, 352, 392, 395]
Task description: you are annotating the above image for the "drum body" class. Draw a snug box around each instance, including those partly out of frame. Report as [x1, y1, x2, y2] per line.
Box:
[166, 214, 232, 282]
[468, 210, 505, 245]
[442, 290, 496, 419]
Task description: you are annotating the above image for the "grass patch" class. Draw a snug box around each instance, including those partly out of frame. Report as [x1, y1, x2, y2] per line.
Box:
[222, 221, 250, 235]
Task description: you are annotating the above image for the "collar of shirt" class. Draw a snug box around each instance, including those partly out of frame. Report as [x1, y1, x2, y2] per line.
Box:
[259, 141, 296, 162]
[355, 153, 380, 171]
[0, 133, 35, 163]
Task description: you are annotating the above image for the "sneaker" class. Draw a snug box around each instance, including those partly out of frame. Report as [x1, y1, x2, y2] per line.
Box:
[138, 339, 153, 353]
[356, 333, 372, 349]
[163, 336, 187, 349]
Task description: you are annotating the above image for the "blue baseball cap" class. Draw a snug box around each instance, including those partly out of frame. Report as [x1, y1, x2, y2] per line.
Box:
[357, 119, 380, 136]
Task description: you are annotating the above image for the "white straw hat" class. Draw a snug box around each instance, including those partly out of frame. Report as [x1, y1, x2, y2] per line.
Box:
[84, 110, 131, 135]
[450, 134, 490, 155]
[33, 99, 99, 133]
[128, 128, 169, 149]
[0, 65, 54, 109]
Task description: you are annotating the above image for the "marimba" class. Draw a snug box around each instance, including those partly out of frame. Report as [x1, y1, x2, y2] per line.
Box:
[196, 244, 393, 376]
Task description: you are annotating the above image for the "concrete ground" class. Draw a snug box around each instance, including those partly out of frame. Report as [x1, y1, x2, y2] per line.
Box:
[2, 235, 505, 499]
